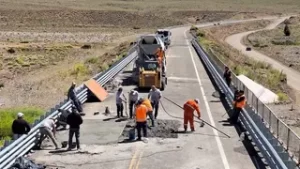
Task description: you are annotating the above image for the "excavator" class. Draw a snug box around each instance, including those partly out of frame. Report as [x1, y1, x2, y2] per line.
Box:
[132, 34, 167, 90]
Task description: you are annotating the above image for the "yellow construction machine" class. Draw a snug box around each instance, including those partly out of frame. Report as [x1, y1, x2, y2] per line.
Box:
[133, 34, 167, 90]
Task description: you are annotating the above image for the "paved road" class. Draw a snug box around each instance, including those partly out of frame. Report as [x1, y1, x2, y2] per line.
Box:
[225, 16, 300, 103]
[29, 20, 269, 169]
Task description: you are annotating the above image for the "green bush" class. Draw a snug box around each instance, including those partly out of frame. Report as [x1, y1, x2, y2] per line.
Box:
[0, 107, 44, 145]
[277, 92, 289, 102]
[70, 63, 90, 77]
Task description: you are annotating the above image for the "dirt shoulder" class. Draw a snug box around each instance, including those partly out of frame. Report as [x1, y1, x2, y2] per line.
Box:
[244, 16, 300, 72]
[194, 19, 300, 136]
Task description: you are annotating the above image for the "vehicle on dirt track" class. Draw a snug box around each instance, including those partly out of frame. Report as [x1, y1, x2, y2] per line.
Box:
[156, 29, 172, 48]
[132, 34, 167, 91]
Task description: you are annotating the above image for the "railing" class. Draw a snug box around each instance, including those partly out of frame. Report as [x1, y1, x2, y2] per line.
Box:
[0, 46, 137, 169]
[191, 38, 298, 169]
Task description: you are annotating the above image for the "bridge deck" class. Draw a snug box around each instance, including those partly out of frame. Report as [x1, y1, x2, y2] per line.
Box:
[30, 25, 257, 169]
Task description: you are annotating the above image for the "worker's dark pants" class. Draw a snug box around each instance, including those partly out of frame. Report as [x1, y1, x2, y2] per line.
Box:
[72, 99, 83, 113]
[225, 78, 231, 87]
[68, 128, 80, 149]
[136, 121, 147, 139]
[229, 107, 242, 124]
[116, 103, 124, 117]
[151, 101, 159, 119]
[129, 101, 136, 119]
[147, 111, 155, 127]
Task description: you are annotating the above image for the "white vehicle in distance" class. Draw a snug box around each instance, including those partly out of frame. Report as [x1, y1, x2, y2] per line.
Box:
[155, 29, 172, 48]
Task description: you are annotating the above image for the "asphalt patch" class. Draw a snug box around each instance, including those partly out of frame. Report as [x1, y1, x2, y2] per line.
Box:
[119, 119, 181, 141]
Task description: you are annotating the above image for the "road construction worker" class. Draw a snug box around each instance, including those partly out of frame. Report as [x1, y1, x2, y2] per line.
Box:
[129, 89, 139, 119]
[142, 98, 155, 127]
[183, 99, 201, 132]
[116, 87, 127, 118]
[228, 90, 246, 124]
[67, 106, 83, 151]
[37, 118, 60, 150]
[155, 46, 164, 66]
[135, 99, 148, 141]
[12, 112, 31, 140]
[67, 82, 83, 114]
[223, 66, 232, 87]
[148, 85, 162, 119]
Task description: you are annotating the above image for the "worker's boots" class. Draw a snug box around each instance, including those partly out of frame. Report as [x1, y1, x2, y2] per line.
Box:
[191, 128, 195, 132]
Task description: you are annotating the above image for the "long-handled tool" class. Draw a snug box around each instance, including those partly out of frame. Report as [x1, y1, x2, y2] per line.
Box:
[163, 96, 231, 138]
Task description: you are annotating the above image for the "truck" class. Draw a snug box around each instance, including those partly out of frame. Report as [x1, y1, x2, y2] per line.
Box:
[132, 34, 167, 90]
[155, 29, 172, 48]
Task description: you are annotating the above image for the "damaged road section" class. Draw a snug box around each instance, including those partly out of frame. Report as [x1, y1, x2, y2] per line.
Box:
[118, 119, 181, 142]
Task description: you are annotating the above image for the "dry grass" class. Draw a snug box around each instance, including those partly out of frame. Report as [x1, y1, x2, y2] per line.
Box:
[244, 16, 300, 72]
[192, 21, 288, 100]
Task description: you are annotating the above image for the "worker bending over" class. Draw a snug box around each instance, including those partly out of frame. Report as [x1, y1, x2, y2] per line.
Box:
[228, 90, 246, 124]
[148, 85, 162, 119]
[183, 99, 201, 132]
[135, 99, 148, 141]
[142, 98, 155, 127]
[128, 89, 139, 119]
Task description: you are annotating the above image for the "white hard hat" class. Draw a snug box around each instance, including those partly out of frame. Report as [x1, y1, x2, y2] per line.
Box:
[194, 98, 199, 104]
[17, 112, 24, 118]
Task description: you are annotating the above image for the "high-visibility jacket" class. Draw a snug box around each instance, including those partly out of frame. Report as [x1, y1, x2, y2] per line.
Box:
[135, 104, 148, 122]
[142, 99, 153, 111]
[233, 95, 246, 108]
[155, 48, 164, 59]
[183, 99, 201, 117]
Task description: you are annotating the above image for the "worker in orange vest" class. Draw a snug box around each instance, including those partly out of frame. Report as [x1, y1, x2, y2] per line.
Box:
[183, 99, 201, 132]
[142, 98, 155, 127]
[135, 99, 148, 141]
[155, 46, 164, 65]
[228, 90, 246, 124]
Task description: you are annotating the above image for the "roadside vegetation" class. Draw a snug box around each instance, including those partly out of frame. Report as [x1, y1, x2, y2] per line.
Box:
[191, 26, 289, 102]
[0, 107, 44, 146]
[244, 16, 300, 72]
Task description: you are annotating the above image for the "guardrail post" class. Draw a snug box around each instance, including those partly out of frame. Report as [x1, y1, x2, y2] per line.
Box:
[262, 105, 265, 121]
[287, 129, 291, 151]
[276, 119, 279, 138]
[256, 97, 259, 114]
[269, 109, 272, 129]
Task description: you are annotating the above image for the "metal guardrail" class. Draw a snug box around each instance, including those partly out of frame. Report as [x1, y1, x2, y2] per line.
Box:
[191, 38, 298, 169]
[0, 46, 137, 169]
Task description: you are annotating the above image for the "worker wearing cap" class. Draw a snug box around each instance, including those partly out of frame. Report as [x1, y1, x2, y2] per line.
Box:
[67, 82, 83, 113]
[129, 89, 139, 119]
[67, 106, 83, 150]
[148, 85, 162, 119]
[141, 98, 155, 127]
[228, 90, 246, 124]
[11, 112, 31, 140]
[183, 99, 201, 132]
[37, 117, 60, 150]
[116, 87, 127, 118]
[135, 99, 148, 140]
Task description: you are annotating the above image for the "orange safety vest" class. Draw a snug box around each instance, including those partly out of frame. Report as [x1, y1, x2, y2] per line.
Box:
[135, 104, 148, 122]
[235, 95, 246, 108]
[142, 99, 153, 111]
[183, 99, 200, 117]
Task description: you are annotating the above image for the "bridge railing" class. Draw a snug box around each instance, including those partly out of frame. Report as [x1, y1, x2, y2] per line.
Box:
[191, 38, 299, 169]
[0, 45, 137, 169]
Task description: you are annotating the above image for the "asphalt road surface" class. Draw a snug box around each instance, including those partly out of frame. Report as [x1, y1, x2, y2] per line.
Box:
[29, 21, 270, 169]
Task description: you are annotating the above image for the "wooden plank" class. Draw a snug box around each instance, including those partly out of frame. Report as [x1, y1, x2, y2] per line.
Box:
[84, 79, 109, 102]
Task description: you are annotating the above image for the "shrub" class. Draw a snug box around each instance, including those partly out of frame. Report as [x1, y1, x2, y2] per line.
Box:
[70, 63, 90, 77]
[0, 107, 44, 143]
[277, 92, 289, 102]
